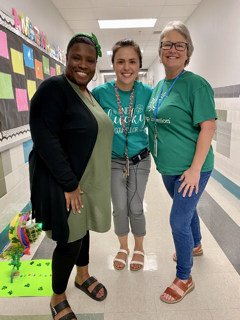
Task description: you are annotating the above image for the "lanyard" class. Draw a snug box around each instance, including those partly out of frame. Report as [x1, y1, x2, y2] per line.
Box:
[114, 82, 135, 176]
[153, 69, 184, 157]
[154, 69, 184, 124]
[114, 82, 134, 157]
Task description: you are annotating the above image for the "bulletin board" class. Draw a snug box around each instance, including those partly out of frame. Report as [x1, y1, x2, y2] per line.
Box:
[0, 17, 65, 142]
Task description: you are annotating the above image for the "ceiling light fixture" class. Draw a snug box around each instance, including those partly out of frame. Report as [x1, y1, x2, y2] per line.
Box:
[101, 71, 146, 75]
[107, 50, 143, 55]
[98, 19, 157, 29]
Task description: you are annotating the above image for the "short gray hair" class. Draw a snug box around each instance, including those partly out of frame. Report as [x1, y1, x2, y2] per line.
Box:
[158, 21, 194, 67]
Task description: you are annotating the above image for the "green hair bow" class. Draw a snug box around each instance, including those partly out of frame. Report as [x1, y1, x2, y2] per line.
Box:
[68, 32, 102, 58]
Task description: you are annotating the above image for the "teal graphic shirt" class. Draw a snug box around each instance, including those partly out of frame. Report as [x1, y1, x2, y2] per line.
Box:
[92, 80, 153, 158]
[145, 71, 217, 175]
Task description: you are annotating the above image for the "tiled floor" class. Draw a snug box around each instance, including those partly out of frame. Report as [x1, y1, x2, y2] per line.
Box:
[1, 162, 240, 320]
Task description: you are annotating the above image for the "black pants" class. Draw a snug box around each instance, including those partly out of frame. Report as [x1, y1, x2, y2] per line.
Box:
[52, 231, 89, 294]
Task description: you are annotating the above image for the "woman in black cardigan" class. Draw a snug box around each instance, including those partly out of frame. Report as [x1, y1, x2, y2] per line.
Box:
[29, 34, 113, 320]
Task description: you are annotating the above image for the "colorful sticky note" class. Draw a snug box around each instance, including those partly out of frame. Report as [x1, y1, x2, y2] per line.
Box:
[0, 31, 9, 59]
[34, 59, 44, 80]
[15, 88, 28, 111]
[27, 80, 37, 100]
[56, 64, 61, 75]
[42, 56, 50, 75]
[50, 67, 56, 77]
[23, 44, 34, 69]
[10, 48, 25, 75]
[0, 73, 14, 99]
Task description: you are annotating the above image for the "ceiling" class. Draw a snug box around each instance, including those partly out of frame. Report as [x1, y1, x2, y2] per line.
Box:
[51, 0, 202, 72]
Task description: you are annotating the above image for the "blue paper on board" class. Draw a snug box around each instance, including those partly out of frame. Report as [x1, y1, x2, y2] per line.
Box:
[23, 44, 34, 69]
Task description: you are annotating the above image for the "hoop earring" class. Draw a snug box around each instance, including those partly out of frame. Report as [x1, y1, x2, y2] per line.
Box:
[92, 72, 98, 81]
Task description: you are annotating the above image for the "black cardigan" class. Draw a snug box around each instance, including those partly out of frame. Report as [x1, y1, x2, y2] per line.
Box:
[29, 74, 98, 244]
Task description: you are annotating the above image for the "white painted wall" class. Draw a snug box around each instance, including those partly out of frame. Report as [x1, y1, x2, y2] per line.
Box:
[186, 0, 240, 88]
[148, 0, 240, 88]
[147, 57, 165, 88]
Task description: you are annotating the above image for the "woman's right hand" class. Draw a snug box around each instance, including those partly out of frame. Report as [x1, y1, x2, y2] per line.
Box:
[64, 185, 84, 214]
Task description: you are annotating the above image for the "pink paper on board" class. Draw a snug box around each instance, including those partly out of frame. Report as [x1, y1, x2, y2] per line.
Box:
[0, 31, 9, 59]
[50, 67, 56, 77]
[15, 88, 28, 111]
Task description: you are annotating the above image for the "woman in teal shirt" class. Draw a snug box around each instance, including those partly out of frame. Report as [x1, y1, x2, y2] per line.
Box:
[93, 39, 152, 271]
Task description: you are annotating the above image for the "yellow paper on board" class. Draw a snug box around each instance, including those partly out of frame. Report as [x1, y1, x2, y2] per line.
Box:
[27, 80, 36, 100]
[10, 48, 25, 75]
[56, 64, 61, 75]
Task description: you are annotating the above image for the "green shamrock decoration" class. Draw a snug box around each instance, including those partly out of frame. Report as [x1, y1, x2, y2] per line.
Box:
[24, 283, 30, 287]
[38, 287, 43, 291]
[2, 286, 7, 290]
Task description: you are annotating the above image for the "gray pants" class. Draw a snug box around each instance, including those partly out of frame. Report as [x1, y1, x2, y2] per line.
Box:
[111, 155, 151, 237]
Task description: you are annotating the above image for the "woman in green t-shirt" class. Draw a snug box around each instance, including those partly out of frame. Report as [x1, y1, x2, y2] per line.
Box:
[145, 21, 217, 303]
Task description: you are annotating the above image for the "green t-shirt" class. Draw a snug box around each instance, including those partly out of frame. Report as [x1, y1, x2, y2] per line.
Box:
[145, 71, 217, 175]
[92, 80, 153, 158]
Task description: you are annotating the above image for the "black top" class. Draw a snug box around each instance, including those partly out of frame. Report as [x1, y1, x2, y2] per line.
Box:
[29, 74, 98, 244]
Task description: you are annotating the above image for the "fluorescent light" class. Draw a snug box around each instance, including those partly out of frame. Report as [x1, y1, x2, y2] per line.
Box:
[98, 19, 157, 29]
[102, 72, 116, 75]
[101, 71, 146, 76]
[107, 50, 143, 55]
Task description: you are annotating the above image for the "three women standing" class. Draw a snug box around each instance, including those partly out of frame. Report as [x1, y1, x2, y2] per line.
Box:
[93, 39, 152, 271]
[145, 21, 217, 303]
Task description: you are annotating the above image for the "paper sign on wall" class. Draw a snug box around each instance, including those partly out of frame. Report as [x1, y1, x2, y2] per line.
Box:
[34, 59, 44, 80]
[15, 88, 28, 111]
[10, 48, 25, 75]
[0, 73, 14, 99]
[27, 80, 37, 100]
[56, 64, 61, 75]
[0, 31, 9, 59]
[50, 67, 56, 77]
[42, 56, 50, 75]
[23, 44, 34, 69]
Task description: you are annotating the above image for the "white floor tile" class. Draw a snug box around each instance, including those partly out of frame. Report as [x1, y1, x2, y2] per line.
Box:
[105, 312, 158, 320]
[195, 273, 240, 310]
[157, 309, 213, 320]
[210, 309, 240, 320]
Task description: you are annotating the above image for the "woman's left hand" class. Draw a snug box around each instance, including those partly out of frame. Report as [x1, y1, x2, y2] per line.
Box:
[178, 167, 201, 197]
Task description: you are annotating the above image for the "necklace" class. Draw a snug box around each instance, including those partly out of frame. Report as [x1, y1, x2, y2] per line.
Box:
[153, 69, 184, 157]
[114, 82, 134, 177]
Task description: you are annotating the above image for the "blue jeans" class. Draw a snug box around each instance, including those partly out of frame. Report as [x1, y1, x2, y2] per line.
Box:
[162, 171, 212, 280]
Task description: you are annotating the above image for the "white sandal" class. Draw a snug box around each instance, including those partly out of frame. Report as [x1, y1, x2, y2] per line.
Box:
[113, 249, 129, 270]
[130, 251, 144, 271]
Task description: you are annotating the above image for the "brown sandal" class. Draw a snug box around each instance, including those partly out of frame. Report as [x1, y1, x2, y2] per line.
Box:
[173, 244, 203, 262]
[160, 276, 195, 304]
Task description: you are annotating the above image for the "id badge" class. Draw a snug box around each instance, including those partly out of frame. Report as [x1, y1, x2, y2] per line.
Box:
[154, 137, 157, 157]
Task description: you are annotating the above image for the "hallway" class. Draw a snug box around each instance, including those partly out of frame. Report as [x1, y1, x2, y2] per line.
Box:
[1, 161, 240, 320]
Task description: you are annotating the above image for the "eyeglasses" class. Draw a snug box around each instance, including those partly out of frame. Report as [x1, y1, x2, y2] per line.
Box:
[161, 41, 188, 51]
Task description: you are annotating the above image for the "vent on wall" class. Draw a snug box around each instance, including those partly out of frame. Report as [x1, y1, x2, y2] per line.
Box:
[153, 31, 161, 34]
